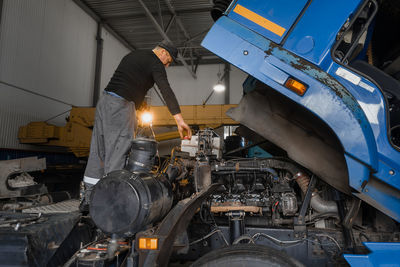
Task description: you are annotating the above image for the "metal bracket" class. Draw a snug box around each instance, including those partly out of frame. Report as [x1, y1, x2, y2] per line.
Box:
[294, 175, 316, 237]
[136, 183, 220, 267]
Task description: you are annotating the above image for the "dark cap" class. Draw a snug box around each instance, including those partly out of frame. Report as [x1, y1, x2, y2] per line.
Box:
[158, 40, 178, 62]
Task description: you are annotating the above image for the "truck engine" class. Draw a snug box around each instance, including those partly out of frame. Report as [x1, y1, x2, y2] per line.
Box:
[71, 128, 399, 267]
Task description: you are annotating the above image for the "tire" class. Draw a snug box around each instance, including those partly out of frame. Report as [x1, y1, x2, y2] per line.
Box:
[191, 244, 305, 267]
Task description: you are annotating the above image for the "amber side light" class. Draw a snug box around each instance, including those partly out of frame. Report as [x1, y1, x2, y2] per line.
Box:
[138, 237, 158, 250]
[284, 78, 308, 96]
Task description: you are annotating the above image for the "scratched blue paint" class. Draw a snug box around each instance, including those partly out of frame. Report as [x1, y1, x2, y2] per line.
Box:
[202, 0, 400, 223]
[344, 243, 400, 266]
[202, 16, 377, 168]
[344, 155, 370, 192]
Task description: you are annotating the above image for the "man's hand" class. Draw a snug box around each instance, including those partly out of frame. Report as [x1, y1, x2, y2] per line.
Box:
[173, 113, 192, 139]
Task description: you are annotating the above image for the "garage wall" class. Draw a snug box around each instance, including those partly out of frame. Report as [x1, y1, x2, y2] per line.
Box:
[0, 0, 248, 151]
[149, 64, 248, 106]
[100, 29, 130, 92]
[0, 0, 131, 150]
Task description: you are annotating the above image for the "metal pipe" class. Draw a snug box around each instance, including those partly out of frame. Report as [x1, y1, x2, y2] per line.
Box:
[295, 172, 338, 214]
[0, 80, 72, 106]
[163, 0, 191, 39]
[0, 0, 3, 29]
[181, 28, 211, 44]
[107, 234, 119, 259]
[228, 211, 245, 244]
[202, 89, 215, 105]
[93, 22, 103, 106]
[310, 194, 338, 213]
[104, 7, 212, 22]
[137, 0, 197, 79]
[334, 190, 355, 251]
[224, 63, 230, 104]
[165, 15, 176, 34]
[157, 0, 164, 30]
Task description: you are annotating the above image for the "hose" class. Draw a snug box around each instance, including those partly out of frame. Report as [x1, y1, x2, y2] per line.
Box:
[295, 172, 338, 214]
[232, 234, 255, 245]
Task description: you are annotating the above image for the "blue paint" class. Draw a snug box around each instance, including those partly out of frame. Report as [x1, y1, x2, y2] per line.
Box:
[344, 242, 400, 267]
[202, 17, 377, 169]
[228, 0, 309, 44]
[294, 36, 314, 55]
[202, 0, 400, 223]
[283, 0, 363, 66]
[248, 145, 272, 158]
[202, 1, 400, 266]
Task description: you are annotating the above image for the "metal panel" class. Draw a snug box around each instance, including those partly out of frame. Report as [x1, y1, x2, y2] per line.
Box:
[228, 0, 309, 44]
[100, 28, 131, 92]
[283, 0, 363, 66]
[0, 0, 98, 149]
[149, 64, 225, 106]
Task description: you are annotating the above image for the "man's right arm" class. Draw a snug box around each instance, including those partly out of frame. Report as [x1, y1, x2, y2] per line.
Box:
[152, 63, 192, 139]
[152, 63, 181, 115]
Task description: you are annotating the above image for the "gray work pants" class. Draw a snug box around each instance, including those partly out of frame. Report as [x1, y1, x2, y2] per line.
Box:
[83, 92, 136, 186]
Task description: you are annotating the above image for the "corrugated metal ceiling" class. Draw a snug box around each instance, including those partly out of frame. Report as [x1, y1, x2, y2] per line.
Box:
[78, 0, 219, 64]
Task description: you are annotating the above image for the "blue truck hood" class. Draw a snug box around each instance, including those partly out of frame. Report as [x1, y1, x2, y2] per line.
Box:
[227, 0, 309, 44]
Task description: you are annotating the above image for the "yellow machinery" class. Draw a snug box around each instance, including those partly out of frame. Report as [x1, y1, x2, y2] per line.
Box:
[18, 105, 238, 157]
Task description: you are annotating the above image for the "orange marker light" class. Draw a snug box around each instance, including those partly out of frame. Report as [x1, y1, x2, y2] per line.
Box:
[285, 78, 308, 96]
[138, 237, 158, 250]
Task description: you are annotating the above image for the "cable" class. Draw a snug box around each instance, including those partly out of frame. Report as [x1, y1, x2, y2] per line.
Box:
[203, 202, 229, 246]
[0, 80, 73, 106]
[252, 233, 304, 247]
[189, 229, 224, 246]
[315, 234, 342, 251]
[232, 234, 255, 245]
[62, 238, 107, 267]
[44, 108, 72, 122]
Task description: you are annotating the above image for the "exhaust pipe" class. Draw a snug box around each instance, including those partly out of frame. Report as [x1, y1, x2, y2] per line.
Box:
[295, 172, 338, 214]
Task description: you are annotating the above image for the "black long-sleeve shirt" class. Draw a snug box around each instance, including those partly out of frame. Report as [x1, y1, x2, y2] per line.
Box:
[105, 50, 181, 115]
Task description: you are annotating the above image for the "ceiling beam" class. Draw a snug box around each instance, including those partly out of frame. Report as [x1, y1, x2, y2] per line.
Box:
[164, 0, 205, 72]
[72, 0, 136, 51]
[104, 7, 212, 22]
[163, 0, 191, 40]
[165, 15, 176, 34]
[137, 0, 197, 79]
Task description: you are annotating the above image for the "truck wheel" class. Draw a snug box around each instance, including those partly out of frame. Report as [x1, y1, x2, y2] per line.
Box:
[191, 244, 304, 267]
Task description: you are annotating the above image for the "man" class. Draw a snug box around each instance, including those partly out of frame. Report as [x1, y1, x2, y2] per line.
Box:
[81, 41, 192, 207]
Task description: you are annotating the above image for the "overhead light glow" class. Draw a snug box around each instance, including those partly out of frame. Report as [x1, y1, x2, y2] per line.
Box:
[141, 112, 153, 124]
[213, 83, 226, 92]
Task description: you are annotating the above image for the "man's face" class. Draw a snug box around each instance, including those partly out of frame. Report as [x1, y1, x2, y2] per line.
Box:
[161, 49, 173, 67]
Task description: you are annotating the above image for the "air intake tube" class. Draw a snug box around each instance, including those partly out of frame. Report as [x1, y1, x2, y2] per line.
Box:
[295, 172, 338, 214]
[125, 138, 158, 173]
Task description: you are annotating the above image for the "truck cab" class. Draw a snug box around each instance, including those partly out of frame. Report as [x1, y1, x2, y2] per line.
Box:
[202, 0, 400, 264]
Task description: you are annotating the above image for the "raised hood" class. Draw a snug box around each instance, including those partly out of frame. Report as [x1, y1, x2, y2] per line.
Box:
[227, 0, 310, 44]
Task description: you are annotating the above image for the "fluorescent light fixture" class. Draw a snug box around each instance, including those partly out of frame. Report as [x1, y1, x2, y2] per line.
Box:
[213, 83, 225, 92]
